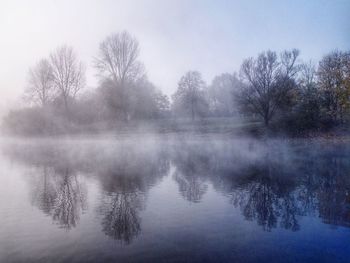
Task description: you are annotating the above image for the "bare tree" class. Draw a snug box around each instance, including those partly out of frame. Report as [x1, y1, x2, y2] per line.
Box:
[25, 59, 53, 107]
[95, 31, 144, 121]
[299, 61, 316, 91]
[317, 50, 350, 123]
[208, 73, 240, 116]
[291, 61, 321, 128]
[50, 46, 85, 113]
[172, 71, 208, 121]
[238, 49, 299, 126]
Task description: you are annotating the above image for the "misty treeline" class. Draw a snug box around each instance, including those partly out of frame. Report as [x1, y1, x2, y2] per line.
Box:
[3, 31, 350, 135]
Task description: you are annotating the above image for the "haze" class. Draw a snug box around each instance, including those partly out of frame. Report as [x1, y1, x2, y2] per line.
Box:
[0, 0, 349, 113]
[0, 1, 350, 262]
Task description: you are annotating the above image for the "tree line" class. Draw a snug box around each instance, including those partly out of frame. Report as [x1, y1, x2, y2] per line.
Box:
[3, 31, 350, 135]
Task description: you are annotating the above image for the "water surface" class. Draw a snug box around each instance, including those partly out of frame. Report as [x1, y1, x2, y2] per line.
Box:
[0, 135, 349, 262]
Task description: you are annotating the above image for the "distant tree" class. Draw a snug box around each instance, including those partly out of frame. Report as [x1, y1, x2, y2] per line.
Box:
[208, 73, 240, 117]
[130, 78, 170, 119]
[299, 62, 320, 111]
[289, 61, 321, 130]
[25, 59, 54, 107]
[238, 49, 300, 126]
[172, 71, 208, 120]
[317, 50, 350, 123]
[70, 89, 105, 125]
[95, 31, 144, 121]
[50, 46, 85, 113]
[299, 61, 317, 91]
[154, 90, 170, 118]
[98, 78, 126, 120]
[97, 76, 168, 120]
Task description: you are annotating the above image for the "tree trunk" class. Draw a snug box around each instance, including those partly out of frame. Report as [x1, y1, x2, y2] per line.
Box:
[120, 81, 129, 123]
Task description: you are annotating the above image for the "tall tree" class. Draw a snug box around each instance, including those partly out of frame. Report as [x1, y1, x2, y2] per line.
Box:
[172, 71, 208, 121]
[95, 31, 144, 121]
[50, 46, 85, 113]
[238, 49, 300, 126]
[292, 61, 321, 129]
[208, 73, 240, 116]
[25, 59, 53, 107]
[299, 61, 317, 91]
[317, 50, 350, 123]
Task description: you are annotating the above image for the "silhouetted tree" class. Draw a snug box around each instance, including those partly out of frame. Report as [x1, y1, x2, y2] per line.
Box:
[286, 61, 321, 131]
[238, 49, 300, 126]
[317, 50, 350, 123]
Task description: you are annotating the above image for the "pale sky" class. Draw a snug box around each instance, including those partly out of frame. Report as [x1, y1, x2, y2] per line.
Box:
[0, 0, 349, 112]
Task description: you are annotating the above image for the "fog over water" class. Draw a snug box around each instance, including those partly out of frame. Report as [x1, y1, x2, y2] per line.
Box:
[1, 1, 350, 262]
[0, 135, 349, 262]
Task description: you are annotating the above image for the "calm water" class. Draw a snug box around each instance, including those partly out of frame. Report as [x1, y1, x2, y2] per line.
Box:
[0, 135, 349, 263]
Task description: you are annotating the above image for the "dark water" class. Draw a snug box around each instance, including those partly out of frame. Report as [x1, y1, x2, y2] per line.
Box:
[0, 135, 349, 263]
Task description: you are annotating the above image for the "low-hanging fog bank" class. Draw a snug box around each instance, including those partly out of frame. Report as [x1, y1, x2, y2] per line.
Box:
[2, 135, 350, 235]
[2, 31, 350, 137]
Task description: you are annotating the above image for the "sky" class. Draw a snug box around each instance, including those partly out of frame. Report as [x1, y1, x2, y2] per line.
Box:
[0, 0, 349, 112]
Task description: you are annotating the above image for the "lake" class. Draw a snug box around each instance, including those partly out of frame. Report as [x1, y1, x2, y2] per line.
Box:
[0, 135, 349, 263]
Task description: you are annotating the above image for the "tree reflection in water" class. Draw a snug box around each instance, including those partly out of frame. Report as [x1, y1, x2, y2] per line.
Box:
[174, 174, 208, 203]
[100, 191, 143, 244]
[31, 166, 57, 216]
[97, 144, 169, 244]
[30, 165, 87, 230]
[168, 140, 350, 231]
[51, 169, 87, 229]
[216, 142, 350, 231]
[3, 138, 350, 241]
[171, 143, 210, 203]
[230, 172, 300, 232]
[316, 153, 350, 227]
